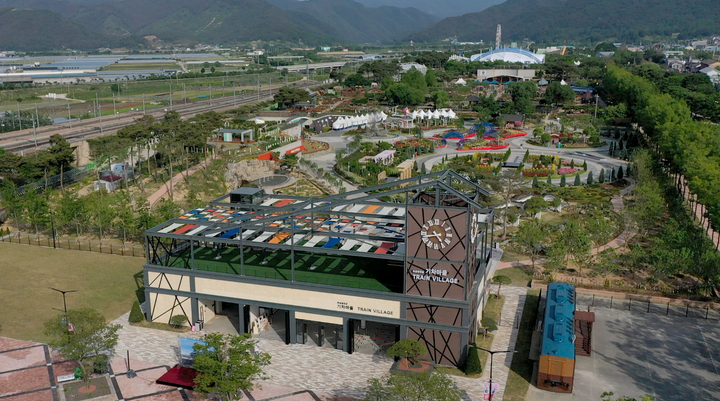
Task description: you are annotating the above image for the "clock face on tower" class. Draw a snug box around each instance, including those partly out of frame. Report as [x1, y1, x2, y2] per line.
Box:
[421, 219, 453, 250]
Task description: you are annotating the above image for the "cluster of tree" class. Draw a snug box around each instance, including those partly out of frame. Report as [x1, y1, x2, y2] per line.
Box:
[624, 150, 720, 296]
[0, 180, 181, 241]
[273, 86, 311, 109]
[88, 111, 224, 199]
[603, 65, 720, 232]
[383, 68, 432, 106]
[630, 62, 720, 123]
[507, 81, 538, 114]
[0, 134, 75, 186]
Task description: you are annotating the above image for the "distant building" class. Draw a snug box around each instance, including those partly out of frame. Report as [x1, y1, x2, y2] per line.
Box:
[476, 68, 536, 83]
[469, 48, 545, 64]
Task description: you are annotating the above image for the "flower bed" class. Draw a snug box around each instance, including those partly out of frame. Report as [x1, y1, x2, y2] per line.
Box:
[557, 167, 579, 174]
[522, 168, 555, 177]
[302, 140, 329, 154]
[458, 144, 510, 151]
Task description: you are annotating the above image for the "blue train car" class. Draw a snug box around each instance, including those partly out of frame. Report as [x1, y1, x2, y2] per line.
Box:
[537, 283, 576, 393]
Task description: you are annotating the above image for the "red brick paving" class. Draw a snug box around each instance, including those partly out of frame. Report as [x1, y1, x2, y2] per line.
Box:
[0, 389, 54, 401]
[0, 366, 51, 397]
[0, 337, 362, 401]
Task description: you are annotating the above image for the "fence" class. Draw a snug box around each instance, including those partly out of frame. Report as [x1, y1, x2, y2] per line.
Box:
[574, 293, 720, 321]
[0, 234, 145, 258]
[17, 167, 91, 195]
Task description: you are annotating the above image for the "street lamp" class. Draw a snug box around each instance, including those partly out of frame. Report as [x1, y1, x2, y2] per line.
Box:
[48, 287, 78, 316]
[48, 287, 78, 342]
[475, 347, 517, 400]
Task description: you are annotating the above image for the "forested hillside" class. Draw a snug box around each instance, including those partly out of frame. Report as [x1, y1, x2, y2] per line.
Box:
[0, 0, 438, 50]
[410, 0, 720, 44]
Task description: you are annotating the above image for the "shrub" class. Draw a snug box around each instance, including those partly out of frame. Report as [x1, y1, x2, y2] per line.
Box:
[464, 346, 483, 374]
[587, 171, 595, 184]
[386, 339, 427, 364]
[574, 174, 581, 186]
[170, 314, 188, 328]
[129, 300, 144, 323]
[481, 317, 498, 333]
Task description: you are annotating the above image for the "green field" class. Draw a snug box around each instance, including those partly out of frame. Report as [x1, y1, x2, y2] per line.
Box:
[0, 243, 143, 342]
[169, 246, 403, 293]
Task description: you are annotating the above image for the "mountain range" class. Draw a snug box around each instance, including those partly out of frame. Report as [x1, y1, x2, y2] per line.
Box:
[410, 0, 720, 44]
[0, 0, 438, 51]
[352, 0, 505, 19]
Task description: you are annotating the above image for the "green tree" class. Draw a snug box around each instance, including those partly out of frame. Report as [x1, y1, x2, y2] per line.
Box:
[385, 83, 424, 106]
[525, 196, 548, 216]
[365, 371, 462, 401]
[515, 219, 548, 269]
[560, 173, 567, 187]
[280, 153, 299, 171]
[464, 346, 482, 374]
[599, 168, 605, 183]
[431, 90, 449, 109]
[587, 171, 594, 184]
[560, 219, 592, 273]
[344, 73, 370, 87]
[546, 174, 552, 185]
[129, 301, 144, 323]
[499, 170, 526, 238]
[273, 86, 311, 109]
[532, 175, 539, 188]
[24, 190, 50, 235]
[193, 333, 271, 401]
[540, 132, 551, 145]
[0, 181, 24, 228]
[574, 174, 581, 186]
[44, 309, 120, 389]
[386, 339, 427, 366]
[546, 81, 576, 105]
[491, 275, 512, 296]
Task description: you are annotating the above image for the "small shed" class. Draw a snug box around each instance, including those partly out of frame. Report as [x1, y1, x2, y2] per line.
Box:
[229, 187, 265, 205]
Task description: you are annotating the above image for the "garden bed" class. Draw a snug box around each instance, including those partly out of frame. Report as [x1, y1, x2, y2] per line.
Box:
[61, 376, 113, 401]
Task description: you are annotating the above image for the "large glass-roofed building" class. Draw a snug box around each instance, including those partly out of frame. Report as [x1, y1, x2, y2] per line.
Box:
[143, 169, 497, 367]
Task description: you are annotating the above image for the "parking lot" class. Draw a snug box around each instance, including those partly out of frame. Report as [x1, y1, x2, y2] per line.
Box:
[526, 300, 720, 401]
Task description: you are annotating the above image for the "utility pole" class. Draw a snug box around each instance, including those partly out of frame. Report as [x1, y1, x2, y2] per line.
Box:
[169, 82, 173, 110]
[257, 74, 260, 103]
[142, 94, 146, 115]
[96, 92, 103, 134]
[17, 101, 22, 130]
[67, 102, 72, 128]
[113, 93, 116, 115]
[183, 84, 187, 105]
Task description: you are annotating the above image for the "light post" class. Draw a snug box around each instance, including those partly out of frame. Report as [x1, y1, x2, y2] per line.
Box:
[48, 287, 78, 342]
[476, 347, 517, 400]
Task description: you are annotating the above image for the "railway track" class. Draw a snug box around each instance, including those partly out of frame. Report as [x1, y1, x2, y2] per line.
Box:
[0, 81, 320, 153]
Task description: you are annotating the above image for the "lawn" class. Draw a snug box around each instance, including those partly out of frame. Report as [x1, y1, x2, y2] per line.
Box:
[497, 266, 534, 287]
[504, 289, 540, 401]
[0, 243, 143, 342]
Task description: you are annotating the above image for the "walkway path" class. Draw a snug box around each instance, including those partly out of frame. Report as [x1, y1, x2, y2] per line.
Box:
[454, 285, 528, 401]
[146, 154, 217, 206]
[110, 286, 530, 401]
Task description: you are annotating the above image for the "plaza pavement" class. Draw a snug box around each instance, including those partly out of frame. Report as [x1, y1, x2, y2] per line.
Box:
[110, 285, 529, 401]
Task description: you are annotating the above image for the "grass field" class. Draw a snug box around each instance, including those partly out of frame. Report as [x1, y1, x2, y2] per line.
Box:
[0, 242, 143, 342]
[498, 266, 534, 287]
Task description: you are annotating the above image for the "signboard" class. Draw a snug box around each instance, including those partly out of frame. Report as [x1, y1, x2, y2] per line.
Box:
[483, 381, 500, 400]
